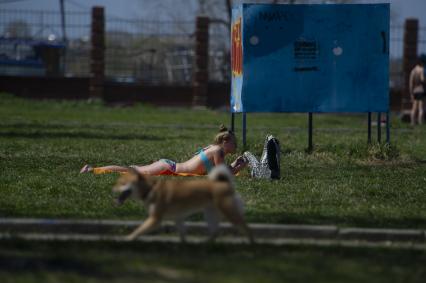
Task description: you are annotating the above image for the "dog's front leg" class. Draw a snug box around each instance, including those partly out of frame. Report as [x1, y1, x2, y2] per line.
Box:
[125, 216, 161, 241]
[204, 207, 220, 242]
[175, 219, 187, 243]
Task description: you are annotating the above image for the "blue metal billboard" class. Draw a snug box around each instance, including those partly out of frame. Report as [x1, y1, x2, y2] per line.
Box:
[231, 4, 390, 113]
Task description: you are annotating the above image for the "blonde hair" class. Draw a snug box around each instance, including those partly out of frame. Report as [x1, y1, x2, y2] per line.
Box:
[214, 124, 236, 145]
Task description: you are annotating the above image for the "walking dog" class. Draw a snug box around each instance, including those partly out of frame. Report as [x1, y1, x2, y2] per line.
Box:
[113, 165, 253, 243]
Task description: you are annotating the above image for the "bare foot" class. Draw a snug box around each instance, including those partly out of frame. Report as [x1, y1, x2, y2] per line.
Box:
[80, 164, 93, 173]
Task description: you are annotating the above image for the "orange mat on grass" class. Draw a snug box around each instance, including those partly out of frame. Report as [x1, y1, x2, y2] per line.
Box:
[93, 168, 205, 177]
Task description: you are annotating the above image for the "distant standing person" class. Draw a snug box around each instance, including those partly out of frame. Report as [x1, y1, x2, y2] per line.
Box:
[409, 57, 425, 126]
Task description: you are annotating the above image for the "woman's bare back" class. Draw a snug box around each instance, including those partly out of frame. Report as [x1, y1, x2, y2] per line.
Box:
[176, 145, 224, 174]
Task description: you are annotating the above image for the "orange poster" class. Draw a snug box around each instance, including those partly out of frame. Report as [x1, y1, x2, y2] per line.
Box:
[231, 17, 243, 77]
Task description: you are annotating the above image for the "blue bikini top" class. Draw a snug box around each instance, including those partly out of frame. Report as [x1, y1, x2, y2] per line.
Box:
[197, 149, 214, 173]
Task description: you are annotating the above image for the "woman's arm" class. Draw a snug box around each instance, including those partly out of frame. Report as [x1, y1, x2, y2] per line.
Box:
[213, 147, 225, 166]
[212, 147, 247, 174]
[229, 155, 248, 174]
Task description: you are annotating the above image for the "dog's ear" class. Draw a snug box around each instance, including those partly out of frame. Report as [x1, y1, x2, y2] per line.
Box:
[127, 167, 149, 184]
[127, 167, 141, 178]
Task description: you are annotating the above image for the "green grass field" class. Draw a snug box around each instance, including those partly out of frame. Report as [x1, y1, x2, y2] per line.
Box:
[1, 241, 425, 283]
[1, 92, 425, 228]
[1, 92, 426, 282]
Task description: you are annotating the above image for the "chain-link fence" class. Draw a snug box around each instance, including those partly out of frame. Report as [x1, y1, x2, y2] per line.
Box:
[420, 26, 426, 58]
[0, 9, 91, 77]
[0, 9, 229, 83]
[105, 18, 194, 84]
[389, 25, 404, 89]
[0, 8, 424, 86]
[104, 17, 230, 84]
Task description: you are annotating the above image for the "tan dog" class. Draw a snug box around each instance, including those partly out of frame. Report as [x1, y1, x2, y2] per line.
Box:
[113, 165, 253, 243]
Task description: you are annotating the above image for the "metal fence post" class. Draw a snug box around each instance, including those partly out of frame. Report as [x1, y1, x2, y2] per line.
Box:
[308, 112, 313, 152]
[402, 19, 419, 111]
[367, 112, 372, 144]
[242, 112, 247, 150]
[90, 6, 105, 100]
[386, 112, 391, 144]
[231, 112, 235, 132]
[193, 16, 209, 108]
[377, 112, 382, 143]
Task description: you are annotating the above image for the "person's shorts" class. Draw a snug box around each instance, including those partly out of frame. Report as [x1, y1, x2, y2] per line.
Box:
[413, 92, 425, 100]
[129, 159, 176, 175]
[159, 159, 177, 173]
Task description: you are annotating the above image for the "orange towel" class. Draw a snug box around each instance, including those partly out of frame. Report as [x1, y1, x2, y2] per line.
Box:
[93, 168, 117, 175]
[93, 167, 205, 177]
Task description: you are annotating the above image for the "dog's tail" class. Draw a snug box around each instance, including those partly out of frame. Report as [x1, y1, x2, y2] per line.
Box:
[208, 164, 235, 189]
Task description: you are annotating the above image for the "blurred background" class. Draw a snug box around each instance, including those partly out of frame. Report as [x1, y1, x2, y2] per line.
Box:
[0, 0, 425, 110]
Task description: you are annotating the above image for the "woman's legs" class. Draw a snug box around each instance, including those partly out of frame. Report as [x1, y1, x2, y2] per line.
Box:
[134, 161, 172, 175]
[80, 160, 175, 175]
[418, 100, 424, 125]
[411, 100, 419, 126]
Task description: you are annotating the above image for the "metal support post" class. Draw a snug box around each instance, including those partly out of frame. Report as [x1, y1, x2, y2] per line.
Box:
[242, 112, 247, 149]
[308, 112, 313, 152]
[231, 112, 235, 132]
[377, 112, 382, 143]
[386, 111, 390, 144]
[367, 112, 372, 144]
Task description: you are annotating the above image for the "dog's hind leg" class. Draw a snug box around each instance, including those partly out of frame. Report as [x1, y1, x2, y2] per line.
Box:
[125, 216, 161, 241]
[204, 207, 220, 242]
[218, 199, 254, 244]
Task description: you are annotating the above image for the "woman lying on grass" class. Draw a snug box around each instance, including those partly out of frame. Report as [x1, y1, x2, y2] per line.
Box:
[80, 125, 248, 176]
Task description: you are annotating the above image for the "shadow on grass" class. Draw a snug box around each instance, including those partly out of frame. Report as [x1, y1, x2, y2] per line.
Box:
[0, 131, 165, 141]
[413, 159, 426, 164]
[0, 254, 100, 276]
[0, 253, 184, 282]
[1, 122, 96, 130]
[0, 239, 425, 283]
[0, 241, 200, 282]
[248, 211, 426, 229]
